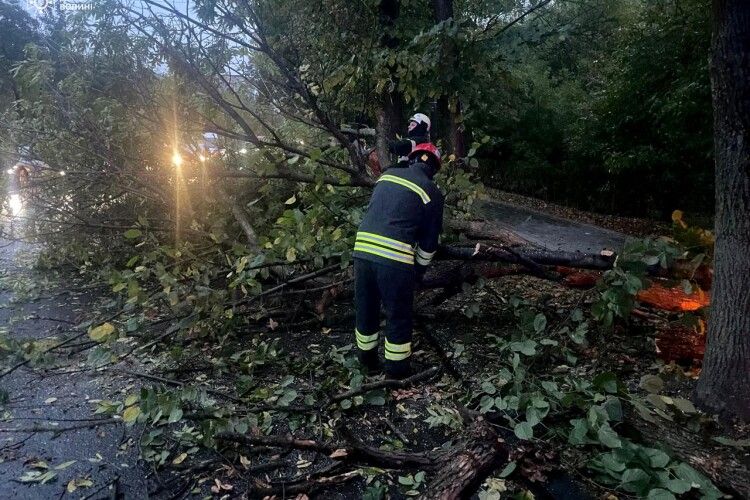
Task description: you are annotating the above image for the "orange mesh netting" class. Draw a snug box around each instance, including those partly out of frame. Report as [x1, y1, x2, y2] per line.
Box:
[636, 284, 710, 312]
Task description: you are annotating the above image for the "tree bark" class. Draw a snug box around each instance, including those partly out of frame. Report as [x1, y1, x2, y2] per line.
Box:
[215, 186, 259, 249]
[694, 0, 750, 422]
[626, 408, 749, 498]
[418, 418, 508, 500]
[376, 0, 406, 168]
[431, 0, 466, 159]
[444, 219, 531, 245]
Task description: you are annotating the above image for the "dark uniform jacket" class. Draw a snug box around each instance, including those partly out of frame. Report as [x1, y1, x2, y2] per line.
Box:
[353, 163, 444, 273]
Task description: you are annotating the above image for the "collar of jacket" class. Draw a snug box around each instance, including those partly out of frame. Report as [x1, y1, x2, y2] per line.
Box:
[411, 161, 437, 179]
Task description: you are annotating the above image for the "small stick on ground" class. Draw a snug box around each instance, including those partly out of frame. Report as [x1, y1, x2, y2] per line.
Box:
[115, 369, 243, 403]
[328, 367, 440, 404]
[0, 418, 120, 433]
[249, 470, 360, 496]
[383, 417, 410, 444]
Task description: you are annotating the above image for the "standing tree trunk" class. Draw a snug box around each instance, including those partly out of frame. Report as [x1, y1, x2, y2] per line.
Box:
[376, 0, 405, 168]
[694, 0, 750, 422]
[431, 0, 466, 160]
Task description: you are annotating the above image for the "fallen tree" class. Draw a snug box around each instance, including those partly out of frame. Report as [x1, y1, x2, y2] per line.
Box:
[217, 416, 509, 500]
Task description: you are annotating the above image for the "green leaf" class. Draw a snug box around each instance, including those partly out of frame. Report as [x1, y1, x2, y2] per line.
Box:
[644, 255, 660, 266]
[494, 396, 507, 410]
[597, 423, 622, 449]
[593, 372, 619, 394]
[600, 452, 626, 472]
[639, 375, 664, 394]
[498, 460, 517, 478]
[514, 421, 534, 440]
[123, 228, 142, 239]
[602, 397, 623, 421]
[541, 381, 560, 396]
[366, 395, 385, 406]
[662, 479, 692, 494]
[278, 389, 298, 406]
[479, 395, 495, 413]
[481, 381, 496, 395]
[568, 418, 591, 445]
[167, 407, 183, 423]
[620, 468, 650, 494]
[340, 399, 352, 410]
[19, 470, 57, 484]
[123, 405, 141, 423]
[671, 397, 697, 414]
[674, 463, 721, 498]
[526, 406, 543, 427]
[362, 482, 386, 500]
[645, 448, 670, 468]
[89, 322, 116, 342]
[398, 475, 414, 486]
[510, 339, 537, 356]
[533, 313, 547, 334]
[646, 488, 675, 500]
[286, 247, 297, 262]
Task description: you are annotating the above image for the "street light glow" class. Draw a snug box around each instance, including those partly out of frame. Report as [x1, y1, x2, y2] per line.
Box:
[9, 194, 23, 216]
[172, 151, 183, 168]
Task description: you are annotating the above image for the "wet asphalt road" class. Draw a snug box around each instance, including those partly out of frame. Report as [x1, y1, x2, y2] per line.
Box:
[477, 200, 629, 253]
[0, 239, 148, 499]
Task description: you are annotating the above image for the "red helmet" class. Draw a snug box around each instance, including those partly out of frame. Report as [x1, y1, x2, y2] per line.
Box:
[408, 143, 441, 169]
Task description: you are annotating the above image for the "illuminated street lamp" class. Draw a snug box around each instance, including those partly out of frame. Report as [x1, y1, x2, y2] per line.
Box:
[9, 194, 23, 216]
[172, 151, 183, 168]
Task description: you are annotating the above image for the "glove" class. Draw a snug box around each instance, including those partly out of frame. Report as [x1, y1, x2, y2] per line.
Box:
[388, 139, 413, 157]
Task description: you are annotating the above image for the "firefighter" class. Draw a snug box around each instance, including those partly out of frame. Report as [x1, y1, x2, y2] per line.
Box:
[382, 112, 432, 172]
[407, 113, 431, 145]
[352, 143, 444, 378]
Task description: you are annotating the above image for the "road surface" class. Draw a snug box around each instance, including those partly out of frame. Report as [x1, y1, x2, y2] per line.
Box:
[0, 239, 148, 499]
[477, 200, 629, 253]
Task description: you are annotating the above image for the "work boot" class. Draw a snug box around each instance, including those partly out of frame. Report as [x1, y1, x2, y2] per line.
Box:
[358, 348, 382, 375]
[385, 359, 411, 380]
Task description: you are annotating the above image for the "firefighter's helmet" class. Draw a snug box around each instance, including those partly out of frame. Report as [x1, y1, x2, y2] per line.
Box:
[408, 143, 441, 170]
[408, 113, 431, 132]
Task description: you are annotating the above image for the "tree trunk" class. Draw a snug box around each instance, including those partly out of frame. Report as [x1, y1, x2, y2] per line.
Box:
[376, 0, 406, 168]
[431, 0, 466, 159]
[694, 0, 750, 422]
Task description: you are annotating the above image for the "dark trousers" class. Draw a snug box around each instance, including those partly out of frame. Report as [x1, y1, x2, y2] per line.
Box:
[354, 258, 414, 374]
